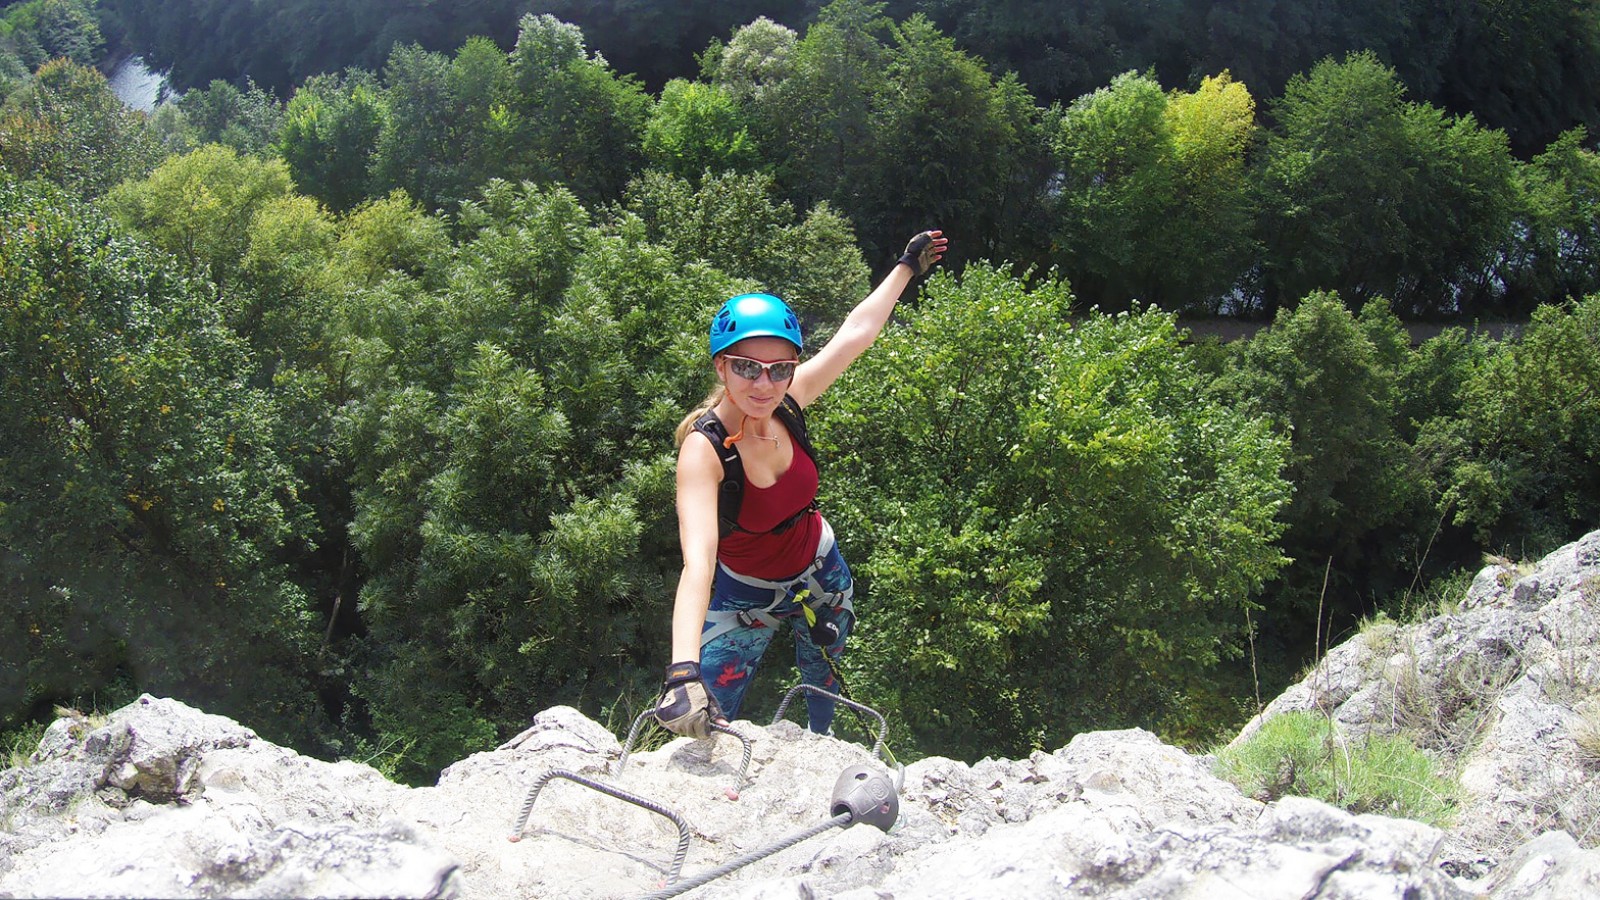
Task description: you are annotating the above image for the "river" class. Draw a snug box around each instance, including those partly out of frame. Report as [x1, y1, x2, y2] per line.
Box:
[105, 54, 170, 111]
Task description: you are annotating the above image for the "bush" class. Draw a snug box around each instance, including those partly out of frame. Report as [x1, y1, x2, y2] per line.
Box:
[1214, 710, 1456, 826]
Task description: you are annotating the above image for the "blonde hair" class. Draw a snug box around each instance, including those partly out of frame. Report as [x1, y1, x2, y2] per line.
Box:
[675, 384, 727, 447]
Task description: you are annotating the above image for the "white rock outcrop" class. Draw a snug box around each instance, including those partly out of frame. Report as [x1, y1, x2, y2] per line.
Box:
[3, 527, 1599, 898]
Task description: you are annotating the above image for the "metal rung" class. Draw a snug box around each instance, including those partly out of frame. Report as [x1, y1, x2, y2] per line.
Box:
[616, 709, 753, 794]
[771, 684, 889, 762]
[506, 768, 692, 885]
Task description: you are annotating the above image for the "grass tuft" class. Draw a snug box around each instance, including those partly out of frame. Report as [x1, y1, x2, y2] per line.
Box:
[1213, 710, 1456, 827]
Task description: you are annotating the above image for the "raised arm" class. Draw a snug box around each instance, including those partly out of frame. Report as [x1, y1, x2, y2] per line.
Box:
[790, 230, 946, 407]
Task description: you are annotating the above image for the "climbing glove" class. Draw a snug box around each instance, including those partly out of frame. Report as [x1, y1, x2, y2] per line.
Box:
[897, 230, 946, 276]
[655, 661, 724, 739]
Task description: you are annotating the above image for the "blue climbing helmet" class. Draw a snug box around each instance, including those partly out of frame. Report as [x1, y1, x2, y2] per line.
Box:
[708, 293, 802, 357]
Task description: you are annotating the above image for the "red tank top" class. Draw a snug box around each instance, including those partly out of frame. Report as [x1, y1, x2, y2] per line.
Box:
[716, 440, 822, 579]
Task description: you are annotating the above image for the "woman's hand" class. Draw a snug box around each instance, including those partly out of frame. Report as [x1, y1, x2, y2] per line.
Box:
[898, 230, 948, 276]
[655, 661, 727, 738]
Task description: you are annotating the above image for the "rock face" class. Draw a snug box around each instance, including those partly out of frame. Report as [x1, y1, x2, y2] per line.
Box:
[1234, 527, 1600, 874]
[3, 528, 1600, 899]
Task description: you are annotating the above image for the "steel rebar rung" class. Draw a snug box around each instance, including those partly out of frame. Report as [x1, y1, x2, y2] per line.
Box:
[616, 709, 754, 793]
[507, 768, 692, 885]
[771, 683, 889, 761]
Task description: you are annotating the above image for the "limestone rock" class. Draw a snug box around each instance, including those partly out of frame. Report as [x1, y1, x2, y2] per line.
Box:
[5, 528, 1600, 899]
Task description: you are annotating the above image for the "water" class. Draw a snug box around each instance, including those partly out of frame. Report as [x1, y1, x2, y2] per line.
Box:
[105, 55, 169, 111]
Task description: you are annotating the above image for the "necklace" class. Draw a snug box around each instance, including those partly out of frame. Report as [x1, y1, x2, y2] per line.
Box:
[724, 413, 782, 448]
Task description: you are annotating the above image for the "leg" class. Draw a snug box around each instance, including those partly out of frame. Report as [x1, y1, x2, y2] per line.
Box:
[793, 543, 855, 733]
[700, 573, 781, 721]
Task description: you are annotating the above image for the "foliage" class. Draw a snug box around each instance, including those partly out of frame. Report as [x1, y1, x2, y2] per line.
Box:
[0, 0, 104, 74]
[818, 265, 1290, 758]
[708, 15, 797, 104]
[620, 168, 867, 328]
[1049, 70, 1258, 313]
[1505, 129, 1600, 310]
[370, 39, 519, 210]
[1213, 711, 1456, 826]
[643, 79, 759, 179]
[277, 71, 387, 214]
[1433, 0, 1600, 156]
[3, 718, 47, 769]
[1418, 296, 1600, 553]
[170, 80, 285, 157]
[503, 14, 651, 205]
[1254, 52, 1520, 318]
[731, 2, 1049, 268]
[1215, 293, 1441, 655]
[103, 145, 295, 298]
[0, 58, 161, 197]
[0, 177, 326, 747]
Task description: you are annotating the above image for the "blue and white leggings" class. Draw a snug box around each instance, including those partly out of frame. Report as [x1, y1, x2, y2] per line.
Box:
[699, 522, 855, 733]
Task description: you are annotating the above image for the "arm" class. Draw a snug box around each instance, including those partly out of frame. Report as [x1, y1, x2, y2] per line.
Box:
[670, 433, 724, 662]
[656, 432, 730, 736]
[790, 230, 946, 408]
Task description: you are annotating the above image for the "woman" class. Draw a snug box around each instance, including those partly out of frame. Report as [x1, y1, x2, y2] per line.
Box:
[656, 230, 948, 739]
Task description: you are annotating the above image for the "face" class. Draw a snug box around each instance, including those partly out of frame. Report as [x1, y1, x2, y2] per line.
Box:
[716, 336, 799, 416]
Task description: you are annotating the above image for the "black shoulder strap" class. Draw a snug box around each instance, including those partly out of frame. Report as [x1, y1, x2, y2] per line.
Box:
[774, 394, 817, 473]
[691, 410, 745, 538]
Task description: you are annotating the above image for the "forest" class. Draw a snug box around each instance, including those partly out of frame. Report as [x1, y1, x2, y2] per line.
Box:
[2, 0, 1598, 782]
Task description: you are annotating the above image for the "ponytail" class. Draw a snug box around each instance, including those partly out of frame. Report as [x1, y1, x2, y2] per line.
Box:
[675, 385, 726, 447]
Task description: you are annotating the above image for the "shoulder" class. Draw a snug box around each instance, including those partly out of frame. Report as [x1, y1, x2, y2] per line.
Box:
[677, 427, 725, 484]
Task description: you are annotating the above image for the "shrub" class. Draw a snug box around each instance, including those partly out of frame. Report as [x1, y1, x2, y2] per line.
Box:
[1214, 710, 1456, 826]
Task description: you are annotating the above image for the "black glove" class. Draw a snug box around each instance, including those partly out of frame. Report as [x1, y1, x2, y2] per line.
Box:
[655, 661, 725, 739]
[897, 230, 946, 276]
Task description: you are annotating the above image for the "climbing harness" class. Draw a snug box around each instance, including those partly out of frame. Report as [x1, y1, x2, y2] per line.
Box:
[699, 520, 854, 647]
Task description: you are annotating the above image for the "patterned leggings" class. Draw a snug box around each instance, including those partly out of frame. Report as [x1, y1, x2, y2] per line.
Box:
[699, 541, 855, 733]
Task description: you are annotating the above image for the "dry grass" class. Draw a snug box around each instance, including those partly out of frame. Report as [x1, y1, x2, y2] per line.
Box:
[1572, 700, 1600, 768]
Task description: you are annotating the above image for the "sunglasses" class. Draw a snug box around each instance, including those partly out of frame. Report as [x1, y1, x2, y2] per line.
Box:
[723, 354, 798, 382]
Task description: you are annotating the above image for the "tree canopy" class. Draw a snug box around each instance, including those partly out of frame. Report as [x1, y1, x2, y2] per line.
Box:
[2, 2, 1599, 782]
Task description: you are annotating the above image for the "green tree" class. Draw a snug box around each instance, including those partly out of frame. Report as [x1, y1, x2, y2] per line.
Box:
[742, 2, 1047, 268]
[1215, 293, 1433, 652]
[819, 266, 1290, 757]
[860, 14, 1047, 267]
[32, 0, 103, 66]
[1418, 297, 1600, 552]
[746, 0, 892, 224]
[1254, 52, 1519, 318]
[1504, 129, 1600, 310]
[277, 70, 387, 213]
[103, 145, 295, 299]
[503, 13, 650, 205]
[173, 79, 285, 157]
[620, 169, 867, 328]
[1434, 0, 1600, 156]
[708, 15, 797, 104]
[1050, 70, 1258, 312]
[642, 79, 758, 179]
[0, 177, 325, 746]
[0, 57, 161, 197]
